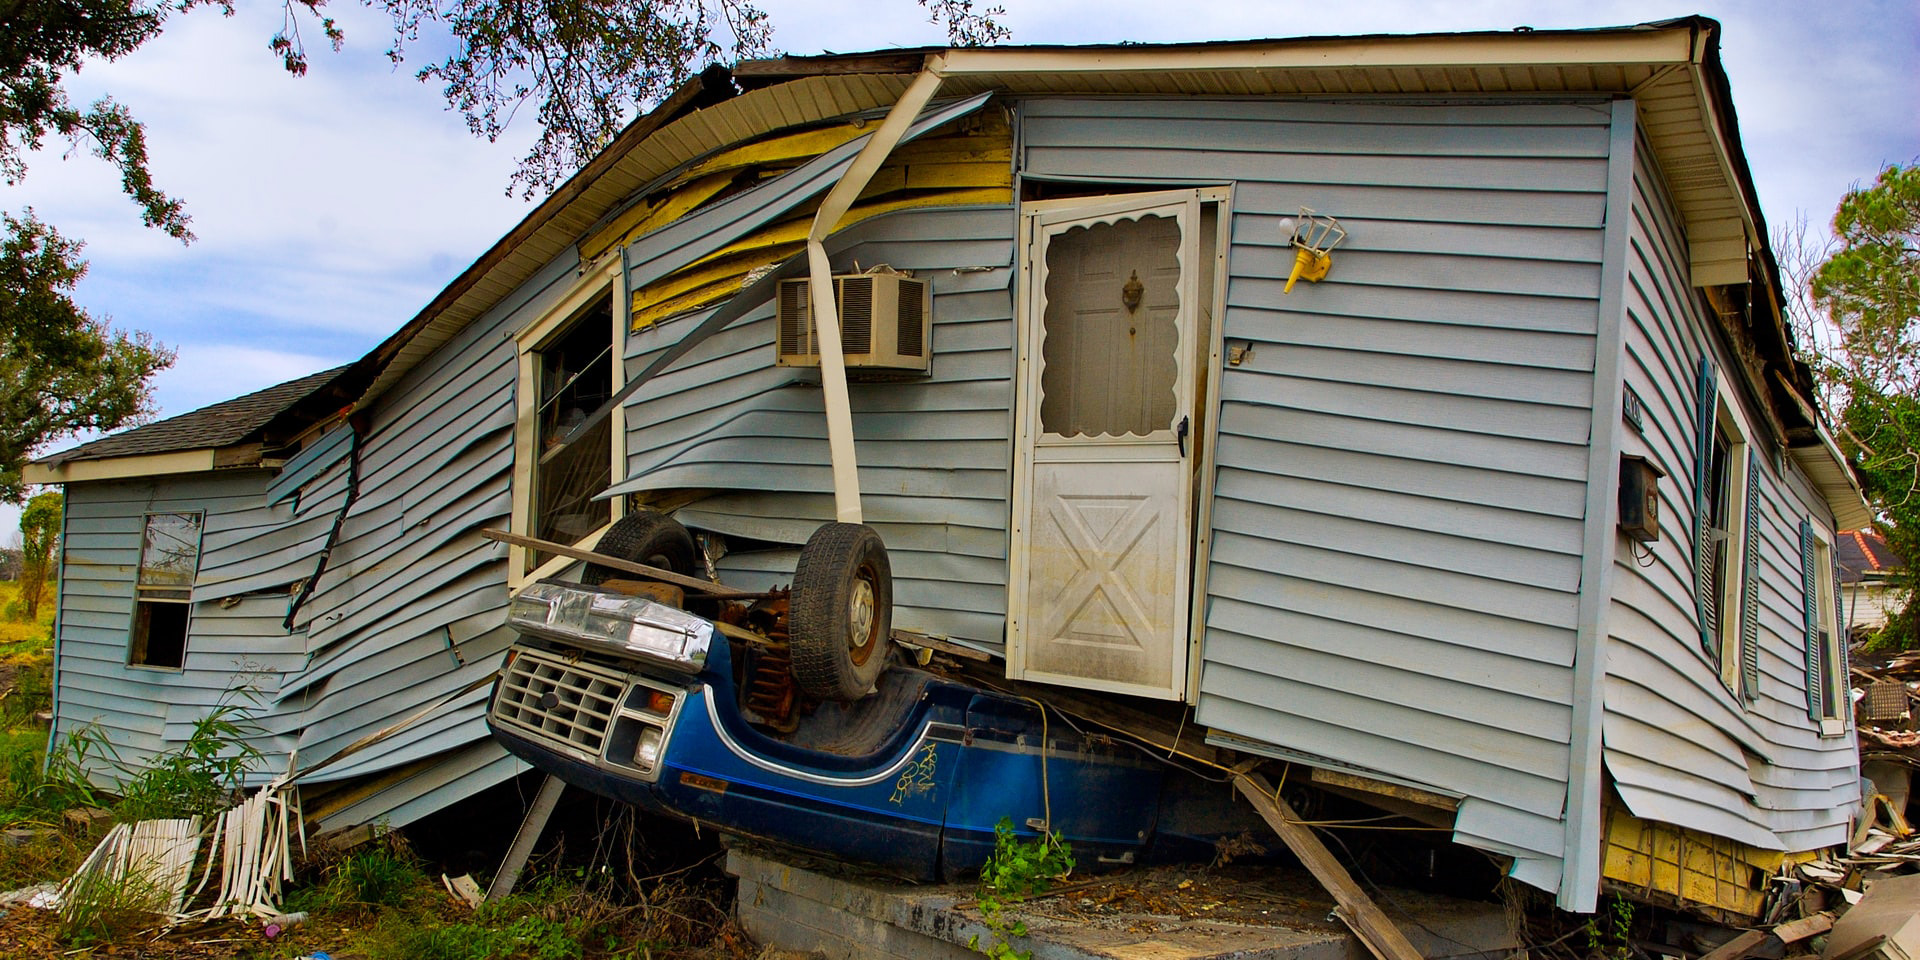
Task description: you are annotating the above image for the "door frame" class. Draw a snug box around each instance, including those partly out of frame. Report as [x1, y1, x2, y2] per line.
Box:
[1005, 185, 1232, 702]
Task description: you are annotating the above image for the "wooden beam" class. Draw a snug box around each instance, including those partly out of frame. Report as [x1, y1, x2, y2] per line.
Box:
[1309, 768, 1460, 812]
[487, 774, 566, 902]
[891, 629, 992, 663]
[1234, 774, 1426, 960]
[733, 53, 928, 79]
[480, 528, 759, 598]
[1694, 929, 1768, 960]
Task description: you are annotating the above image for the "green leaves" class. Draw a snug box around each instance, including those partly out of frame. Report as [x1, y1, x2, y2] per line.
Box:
[0, 212, 173, 503]
[1813, 164, 1920, 650]
[1816, 165, 1920, 398]
[1, 0, 190, 239]
[972, 817, 1074, 960]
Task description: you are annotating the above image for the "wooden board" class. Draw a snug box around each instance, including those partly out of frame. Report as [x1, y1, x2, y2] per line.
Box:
[1235, 773, 1426, 960]
[479, 528, 758, 598]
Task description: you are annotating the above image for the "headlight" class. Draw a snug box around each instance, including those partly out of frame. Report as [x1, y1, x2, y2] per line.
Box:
[508, 582, 713, 672]
[634, 727, 664, 770]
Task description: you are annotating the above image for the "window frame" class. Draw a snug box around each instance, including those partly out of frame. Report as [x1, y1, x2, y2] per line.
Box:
[510, 256, 628, 590]
[1696, 364, 1759, 698]
[128, 510, 203, 671]
[1802, 521, 1848, 736]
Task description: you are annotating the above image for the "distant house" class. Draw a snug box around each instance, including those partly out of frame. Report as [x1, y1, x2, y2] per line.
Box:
[26, 15, 1869, 917]
[1838, 529, 1905, 635]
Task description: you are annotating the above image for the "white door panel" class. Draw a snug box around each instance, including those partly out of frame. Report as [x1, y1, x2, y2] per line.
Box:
[1010, 190, 1203, 699]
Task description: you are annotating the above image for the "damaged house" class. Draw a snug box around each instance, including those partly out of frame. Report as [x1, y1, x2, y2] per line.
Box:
[26, 15, 1868, 918]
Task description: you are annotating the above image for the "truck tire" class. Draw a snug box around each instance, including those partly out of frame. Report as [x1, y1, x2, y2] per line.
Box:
[790, 522, 892, 701]
[583, 511, 699, 585]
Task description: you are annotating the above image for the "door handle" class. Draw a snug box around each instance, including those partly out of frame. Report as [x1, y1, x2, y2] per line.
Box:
[1176, 415, 1190, 457]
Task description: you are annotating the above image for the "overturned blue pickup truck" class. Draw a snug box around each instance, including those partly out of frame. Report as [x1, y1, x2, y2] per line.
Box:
[486, 513, 1245, 881]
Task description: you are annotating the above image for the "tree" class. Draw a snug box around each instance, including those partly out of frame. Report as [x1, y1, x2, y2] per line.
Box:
[1, 0, 193, 239]
[5, 0, 1009, 212]
[0, 0, 1000, 491]
[0, 210, 174, 503]
[1809, 163, 1920, 648]
[7, 490, 62, 622]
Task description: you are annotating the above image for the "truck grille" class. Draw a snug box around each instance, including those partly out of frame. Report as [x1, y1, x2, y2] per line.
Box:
[491, 649, 629, 759]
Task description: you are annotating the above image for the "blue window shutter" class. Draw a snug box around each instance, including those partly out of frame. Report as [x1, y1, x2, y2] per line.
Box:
[1739, 450, 1762, 701]
[1694, 356, 1719, 657]
[1801, 520, 1821, 718]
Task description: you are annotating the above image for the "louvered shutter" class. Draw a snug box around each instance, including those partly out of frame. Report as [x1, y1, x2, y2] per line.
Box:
[1801, 520, 1822, 718]
[1833, 562, 1846, 716]
[1738, 450, 1762, 701]
[1694, 357, 1719, 657]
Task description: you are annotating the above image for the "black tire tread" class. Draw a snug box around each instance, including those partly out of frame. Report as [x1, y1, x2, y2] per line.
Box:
[583, 511, 699, 585]
[790, 522, 892, 701]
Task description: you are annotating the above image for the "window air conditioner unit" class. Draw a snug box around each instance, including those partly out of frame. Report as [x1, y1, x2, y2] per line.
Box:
[776, 269, 930, 374]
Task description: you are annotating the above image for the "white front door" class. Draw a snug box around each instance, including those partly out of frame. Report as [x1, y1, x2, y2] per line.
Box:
[1009, 191, 1204, 699]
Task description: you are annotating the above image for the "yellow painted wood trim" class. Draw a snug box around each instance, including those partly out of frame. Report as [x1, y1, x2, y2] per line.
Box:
[1601, 806, 1790, 920]
[670, 186, 1012, 282]
[579, 124, 881, 263]
[24, 448, 218, 484]
[627, 188, 1012, 331]
[677, 123, 869, 182]
[578, 172, 738, 264]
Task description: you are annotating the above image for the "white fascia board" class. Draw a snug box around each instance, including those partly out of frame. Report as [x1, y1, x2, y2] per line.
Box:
[22, 448, 218, 485]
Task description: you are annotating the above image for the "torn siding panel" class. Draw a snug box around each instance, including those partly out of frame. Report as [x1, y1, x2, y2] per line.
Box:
[305, 740, 526, 833]
[618, 204, 1016, 651]
[266, 423, 353, 505]
[1014, 97, 1615, 892]
[1603, 132, 1855, 854]
[265, 246, 571, 814]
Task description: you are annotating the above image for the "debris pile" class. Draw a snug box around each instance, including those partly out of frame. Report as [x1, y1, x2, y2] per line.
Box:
[1749, 654, 1920, 960]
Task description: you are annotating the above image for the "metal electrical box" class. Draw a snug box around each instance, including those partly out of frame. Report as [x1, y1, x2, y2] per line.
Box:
[1618, 454, 1665, 543]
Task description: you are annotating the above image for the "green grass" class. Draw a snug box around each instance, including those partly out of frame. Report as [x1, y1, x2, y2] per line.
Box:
[0, 578, 56, 658]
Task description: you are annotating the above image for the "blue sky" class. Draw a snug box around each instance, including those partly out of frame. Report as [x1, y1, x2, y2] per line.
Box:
[3, 0, 1917, 533]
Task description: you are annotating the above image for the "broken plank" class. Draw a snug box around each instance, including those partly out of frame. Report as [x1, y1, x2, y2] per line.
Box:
[1235, 773, 1426, 960]
[891, 629, 992, 662]
[480, 528, 758, 598]
[1771, 912, 1833, 944]
[1695, 929, 1768, 960]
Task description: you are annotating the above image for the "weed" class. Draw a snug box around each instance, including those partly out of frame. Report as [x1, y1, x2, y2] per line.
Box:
[58, 855, 173, 946]
[1581, 894, 1635, 960]
[115, 697, 265, 821]
[331, 838, 429, 908]
[969, 817, 1074, 960]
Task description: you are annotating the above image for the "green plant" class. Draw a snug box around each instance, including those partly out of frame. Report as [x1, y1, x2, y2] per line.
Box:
[323, 832, 430, 909]
[58, 855, 172, 946]
[1581, 894, 1635, 960]
[11, 723, 114, 818]
[0, 660, 51, 729]
[969, 817, 1074, 960]
[114, 694, 264, 821]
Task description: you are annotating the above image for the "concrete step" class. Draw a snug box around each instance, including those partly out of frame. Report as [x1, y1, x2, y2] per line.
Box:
[728, 847, 1519, 960]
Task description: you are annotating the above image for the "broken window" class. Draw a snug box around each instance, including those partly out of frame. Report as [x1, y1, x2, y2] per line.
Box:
[513, 265, 625, 583]
[533, 293, 614, 556]
[130, 512, 200, 669]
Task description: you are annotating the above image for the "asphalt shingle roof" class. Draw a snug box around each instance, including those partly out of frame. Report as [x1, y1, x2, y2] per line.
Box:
[37, 366, 347, 465]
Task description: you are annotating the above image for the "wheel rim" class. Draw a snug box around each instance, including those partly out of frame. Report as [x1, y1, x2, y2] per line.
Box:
[846, 564, 878, 666]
